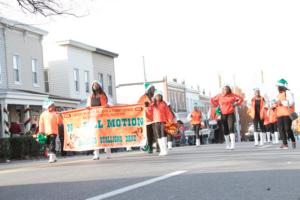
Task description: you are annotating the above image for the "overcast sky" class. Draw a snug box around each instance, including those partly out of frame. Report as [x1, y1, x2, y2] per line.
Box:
[1, 0, 300, 105]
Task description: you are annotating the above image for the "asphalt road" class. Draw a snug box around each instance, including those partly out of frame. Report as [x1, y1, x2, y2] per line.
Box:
[1, 142, 300, 200]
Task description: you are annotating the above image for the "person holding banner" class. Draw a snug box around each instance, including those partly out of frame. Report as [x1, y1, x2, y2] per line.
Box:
[87, 80, 110, 160]
[148, 90, 174, 156]
[249, 88, 266, 146]
[39, 99, 62, 163]
[275, 79, 296, 149]
[138, 82, 156, 154]
[188, 103, 202, 147]
[211, 85, 244, 150]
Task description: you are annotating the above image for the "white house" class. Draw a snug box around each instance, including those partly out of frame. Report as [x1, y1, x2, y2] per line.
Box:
[0, 17, 80, 138]
[45, 40, 118, 104]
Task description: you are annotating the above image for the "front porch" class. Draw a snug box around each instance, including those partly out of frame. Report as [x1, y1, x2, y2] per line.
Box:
[0, 89, 81, 138]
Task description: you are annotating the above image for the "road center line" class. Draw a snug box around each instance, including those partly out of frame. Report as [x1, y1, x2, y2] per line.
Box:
[85, 170, 187, 200]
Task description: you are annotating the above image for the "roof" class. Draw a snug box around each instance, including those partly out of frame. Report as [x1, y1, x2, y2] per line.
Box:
[57, 40, 119, 58]
[0, 17, 47, 36]
[0, 89, 81, 102]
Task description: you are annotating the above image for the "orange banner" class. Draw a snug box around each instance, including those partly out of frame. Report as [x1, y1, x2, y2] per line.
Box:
[61, 104, 147, 151]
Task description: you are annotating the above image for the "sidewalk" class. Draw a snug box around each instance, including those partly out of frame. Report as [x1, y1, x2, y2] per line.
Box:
[0, 150, 144, 171]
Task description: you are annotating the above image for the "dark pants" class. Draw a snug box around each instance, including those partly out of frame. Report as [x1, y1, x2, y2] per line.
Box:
[58, 124, 67, 156]
[193, 124, 203, 144]
[212, 120, 224, 143]
[265, 123, 275, 134]
[47, 134, 57, 154]
[277, 116, 296, 145]
[153, 122, 166, 139]
[147, 124, 155, 151]
[221, 113, 235, 136]
[253, 118, 265, 132]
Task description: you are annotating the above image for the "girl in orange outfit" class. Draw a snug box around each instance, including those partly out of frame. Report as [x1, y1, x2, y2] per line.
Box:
[87, 80, 109, 160]
[249, 88, 266, 146]
[262, 102, 277, 144]
[39, 99, 62, 163]
[275, 79, 296, 149]
[211, 85, 244, 150]
[188, 103, 202, 147]
[147, 90, 174, 156]
[138, 82, 156, 153]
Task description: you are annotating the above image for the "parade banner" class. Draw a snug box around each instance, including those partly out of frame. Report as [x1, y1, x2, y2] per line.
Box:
[61, 104, 147, 151]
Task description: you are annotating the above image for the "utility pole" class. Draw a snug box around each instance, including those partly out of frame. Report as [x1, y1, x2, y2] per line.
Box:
[142, 56, 147, 82]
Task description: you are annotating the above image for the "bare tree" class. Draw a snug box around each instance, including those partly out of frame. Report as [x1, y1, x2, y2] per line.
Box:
[15, 0, 79, 17]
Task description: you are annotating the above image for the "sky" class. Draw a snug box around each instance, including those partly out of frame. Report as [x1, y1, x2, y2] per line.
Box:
[1, 0, 300, 106]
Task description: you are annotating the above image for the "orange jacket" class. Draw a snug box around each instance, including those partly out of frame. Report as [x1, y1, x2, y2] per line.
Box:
[147, 101, 174, 123]
[262, 107, 277, 125]
[190, 110, 202, 125]
[138, 94, 153, 124]
[39, 111, 62, 136]
[276, 92, 295, 117]
[249, 96, 265, 120]
[87, 94, 108, 107]
[210, 93, 244, 115]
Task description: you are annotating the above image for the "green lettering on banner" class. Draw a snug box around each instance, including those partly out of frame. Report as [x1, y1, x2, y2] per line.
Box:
[127, 118, 132, 126]
[116, 119, 121, 127]
[100, 136, 123, 144]
[126, 135, 137, 142]
[121, 118, 127, 127]
[95, 120, 104, 128]
[132, 118, 137, 126]
[107, 119, 115, 128]
[137, 118, 144, 126]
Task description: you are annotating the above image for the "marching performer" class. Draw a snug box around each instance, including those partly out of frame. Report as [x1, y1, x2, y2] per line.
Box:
[138, 82, 156, 154]
[87, 80, 110, 160]
[262, 101, 277, 144]
[270, 99, 279, 144]
[166, 102, 177, 150]
[147, 90, 173, 156]
[249, 88, 266, 146]
[208, 104, 223, 144]
[211, 85, 244, 150]
[188, 103, 202, 147]
[39, 99, 62, 163]
[275, 79, 296, 149]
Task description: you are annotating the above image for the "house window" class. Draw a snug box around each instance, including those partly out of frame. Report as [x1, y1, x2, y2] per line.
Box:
[84, 71, 90, 93]
[44, 70, 49, 93]
[108, 74, 113, 96]
[32, 59, 38, 85]
[98, 73, 104, 88]
[73, 69, 80, 92]
[13, 55, 21, 83]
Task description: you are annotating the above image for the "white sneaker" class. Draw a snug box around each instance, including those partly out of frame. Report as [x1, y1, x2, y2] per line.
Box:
[168, 141, 173, 150]
[259, 132, 264, 146]
[275, 132, 279, 144]
[48, 153, 55, 163]
[230, 133, 235, 150]
[225, 135, 231, 149]
[254, 132, 259, 146]
[159, 138, 168, 156]
[93, 149, 100, 160]
[196, 139, 200, 147]
[272, 134, 275, 144]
